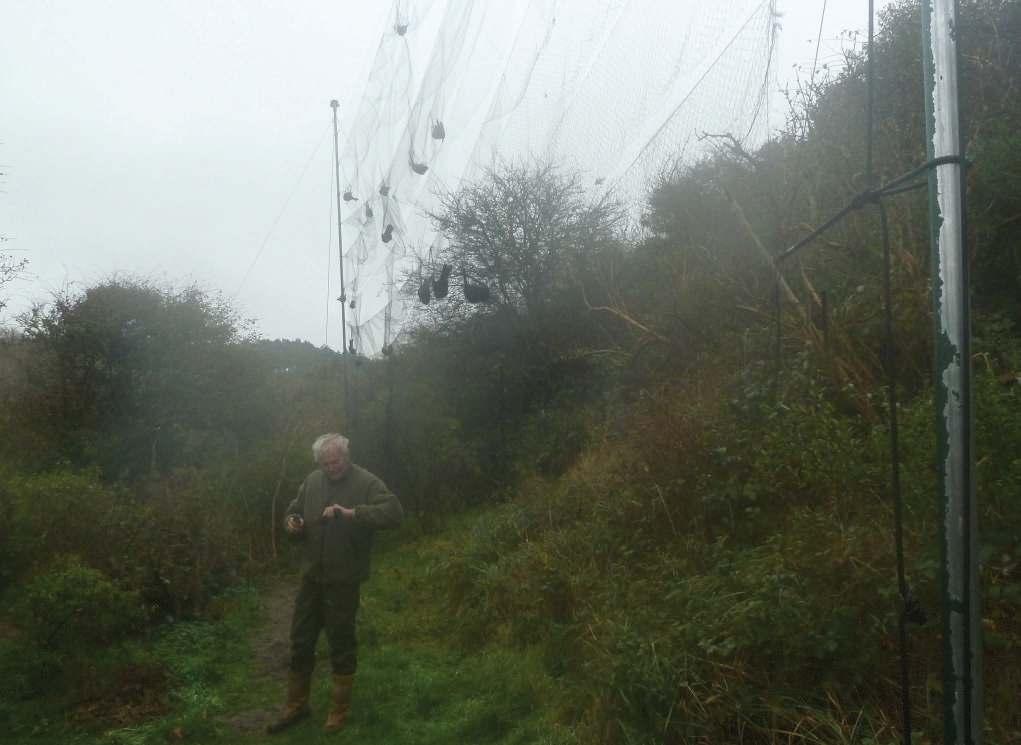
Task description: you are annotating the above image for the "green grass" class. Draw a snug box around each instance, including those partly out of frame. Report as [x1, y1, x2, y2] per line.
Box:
[0, 519, 576, 745]
[0, 582, 260, 744]
[256, 643, 571, 745]
[273, 523, 579, 745]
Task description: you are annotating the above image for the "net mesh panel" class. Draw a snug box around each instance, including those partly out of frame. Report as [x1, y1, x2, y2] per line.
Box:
[336, 0, 777, 355]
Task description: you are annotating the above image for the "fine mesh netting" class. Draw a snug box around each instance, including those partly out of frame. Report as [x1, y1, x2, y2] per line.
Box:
[336, 0, 778, 355]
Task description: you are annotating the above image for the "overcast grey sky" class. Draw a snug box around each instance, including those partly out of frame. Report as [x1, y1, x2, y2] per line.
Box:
[1, 0, 891, 347]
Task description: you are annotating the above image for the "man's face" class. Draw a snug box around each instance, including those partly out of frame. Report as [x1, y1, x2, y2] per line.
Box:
[320, 446, 349, 481]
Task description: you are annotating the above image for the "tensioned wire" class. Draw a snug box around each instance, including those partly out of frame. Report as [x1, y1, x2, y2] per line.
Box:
[770, 2, 963, 743]
[233, 121, 333, 299]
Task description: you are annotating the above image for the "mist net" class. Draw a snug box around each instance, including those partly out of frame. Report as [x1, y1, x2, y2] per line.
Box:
[335, 0, 778, 356]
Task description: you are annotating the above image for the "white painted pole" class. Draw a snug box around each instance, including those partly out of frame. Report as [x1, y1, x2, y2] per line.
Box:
[921, 1, 981, 743]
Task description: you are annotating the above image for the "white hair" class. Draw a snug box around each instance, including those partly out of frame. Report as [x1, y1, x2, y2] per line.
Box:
[312, 433, 350, 463]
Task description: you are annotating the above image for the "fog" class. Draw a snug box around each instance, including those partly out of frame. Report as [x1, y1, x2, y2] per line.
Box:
[1, 0, 890, 348]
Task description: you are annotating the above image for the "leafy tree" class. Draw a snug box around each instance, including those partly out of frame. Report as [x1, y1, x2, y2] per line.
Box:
[415, 162, 625, 486]
[429, 161, 624, 315]
[630, 0, 1021, 401]
[13, 278, 268, 478]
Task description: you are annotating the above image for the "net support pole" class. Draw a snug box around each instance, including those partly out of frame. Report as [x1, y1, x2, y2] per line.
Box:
[331, 99, 349, 355]
[920, 2, 981, 744]
[331, 99, 351, 424]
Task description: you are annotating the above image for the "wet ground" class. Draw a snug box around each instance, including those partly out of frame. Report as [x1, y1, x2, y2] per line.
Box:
[218, 580, 297, 734]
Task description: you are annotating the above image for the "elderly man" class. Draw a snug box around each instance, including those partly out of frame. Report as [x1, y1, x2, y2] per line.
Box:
[267, 433, 403, 735]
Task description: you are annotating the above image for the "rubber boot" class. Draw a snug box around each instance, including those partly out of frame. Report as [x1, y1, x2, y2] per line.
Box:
[266, 670, 311, 734]
[323, 673, 354, 733]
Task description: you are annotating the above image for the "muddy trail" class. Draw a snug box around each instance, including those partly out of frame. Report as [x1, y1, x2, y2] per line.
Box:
[218, 579, 297, 735]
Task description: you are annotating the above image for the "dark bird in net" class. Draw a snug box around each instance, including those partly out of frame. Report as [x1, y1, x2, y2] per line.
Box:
[343, 189, 358, 202]
[410, 157, 429, 175]
[432, 263, 452, 299]
[462, 266, 491, 304]
[379, 183, 390, 197]
[431, 121, 446, 140]
[395, 22, 408, 35]
[365, 205, 374, 219]
[382, 224, 394, 243]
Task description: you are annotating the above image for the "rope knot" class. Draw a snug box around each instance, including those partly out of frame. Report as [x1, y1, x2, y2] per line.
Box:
[902, 589, 928, 625]
[851, 189, 881, 210]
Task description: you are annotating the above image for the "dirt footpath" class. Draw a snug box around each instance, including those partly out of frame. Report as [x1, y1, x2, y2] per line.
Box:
[251, 580, 297, 678]
[219, 579, 298, 734]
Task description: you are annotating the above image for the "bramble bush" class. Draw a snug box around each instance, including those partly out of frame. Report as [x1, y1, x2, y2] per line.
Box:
[15, 555, 145, 651]
[0, 469, 143, 594]
[0, 467, 249, 621]
[0, 555, 147, 716]
[428, 342, 1021, 743]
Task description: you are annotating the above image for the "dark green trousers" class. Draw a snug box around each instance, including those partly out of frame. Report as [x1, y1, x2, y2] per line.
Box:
[289, 573, 361, 675]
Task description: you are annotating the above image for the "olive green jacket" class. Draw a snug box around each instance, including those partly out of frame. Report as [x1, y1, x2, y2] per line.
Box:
[285, 464, 403, 583]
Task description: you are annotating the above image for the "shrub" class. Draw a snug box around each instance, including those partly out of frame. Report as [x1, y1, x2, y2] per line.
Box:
[138, 469, 247, 620]
[0, 466, 250, 624]
[0, 469, 142, 593]
[16, 555, 145, 652]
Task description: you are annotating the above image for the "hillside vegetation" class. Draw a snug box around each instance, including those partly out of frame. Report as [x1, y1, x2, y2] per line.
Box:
[1, 1, 1019, 743]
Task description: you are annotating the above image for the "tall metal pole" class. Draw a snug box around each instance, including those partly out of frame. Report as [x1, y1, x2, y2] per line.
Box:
[865, 0, 874, 186]
[331, 100, 351, 426]
[921, 2, 981, 744]
[331, 99, 349, 355]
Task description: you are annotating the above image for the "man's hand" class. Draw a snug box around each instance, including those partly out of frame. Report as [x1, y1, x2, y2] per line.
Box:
[321, 504, 355, 521]
[285, 514, 304, 535]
